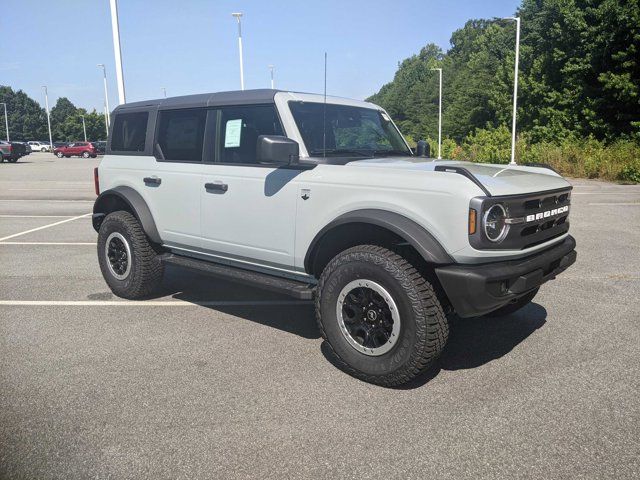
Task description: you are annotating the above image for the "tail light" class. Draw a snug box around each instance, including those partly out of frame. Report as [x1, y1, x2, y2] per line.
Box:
[7, 145, 12, 152]
[94, 167, 100, 195]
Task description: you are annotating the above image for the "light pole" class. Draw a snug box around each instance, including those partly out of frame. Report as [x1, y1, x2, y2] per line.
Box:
[430, 68, 443, 159]
[42, 86, 53, 150]
[232, 13, 244, 90]
[0, 103, 9, 141]
[80, 115, 87, 142]
[103, 104, 109, 139]
[269, 65, 275, 89]
[503, 16, 521, 165]
[109, 0, 126, 104]
[97, 64, 111, 127]
[161, 87, 167, 98]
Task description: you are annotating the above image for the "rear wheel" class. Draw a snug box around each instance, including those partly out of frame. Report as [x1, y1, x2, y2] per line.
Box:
[8, 158, 18, 163]
[41, 147, 47, 152]
[97, 211, 164, 299]
[316, 245, 448, 387]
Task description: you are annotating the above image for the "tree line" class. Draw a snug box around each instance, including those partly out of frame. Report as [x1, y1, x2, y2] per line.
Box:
[0, 85, 108, 142]
[368, 0, 639, 147]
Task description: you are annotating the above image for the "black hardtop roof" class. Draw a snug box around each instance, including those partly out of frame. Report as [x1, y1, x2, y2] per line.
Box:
[114, 89, 281, 112]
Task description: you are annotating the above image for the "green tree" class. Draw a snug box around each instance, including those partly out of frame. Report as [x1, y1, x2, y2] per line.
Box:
[0, 86, 49, 141]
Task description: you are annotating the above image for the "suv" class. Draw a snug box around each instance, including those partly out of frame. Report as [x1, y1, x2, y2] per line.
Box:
[92, 89, 576, 386]
[0, 140, 26, 162]
[54, 142, 98, 158]
[28, 141, 51, 152]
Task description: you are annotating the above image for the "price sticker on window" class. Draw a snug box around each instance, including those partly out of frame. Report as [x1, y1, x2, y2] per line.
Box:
[225, 119, 243, 148]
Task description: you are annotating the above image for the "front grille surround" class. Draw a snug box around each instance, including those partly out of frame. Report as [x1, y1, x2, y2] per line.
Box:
[469, 187, 572, 250]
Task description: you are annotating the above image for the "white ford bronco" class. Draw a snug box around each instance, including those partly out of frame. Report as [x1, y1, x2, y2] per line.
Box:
[93, 89, 576, 386]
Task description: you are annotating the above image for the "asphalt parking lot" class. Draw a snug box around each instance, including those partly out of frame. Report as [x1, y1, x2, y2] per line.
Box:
[1, 152, 639, 479]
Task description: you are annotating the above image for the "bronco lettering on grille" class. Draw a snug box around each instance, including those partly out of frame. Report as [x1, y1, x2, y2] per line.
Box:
[525, 205, 569, 223]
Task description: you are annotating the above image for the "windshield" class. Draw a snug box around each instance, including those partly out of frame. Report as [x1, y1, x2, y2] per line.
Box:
[288, 101, 411, 157]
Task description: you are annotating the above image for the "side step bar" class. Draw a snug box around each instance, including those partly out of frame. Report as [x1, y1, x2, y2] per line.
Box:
[160, 253, 315, 300]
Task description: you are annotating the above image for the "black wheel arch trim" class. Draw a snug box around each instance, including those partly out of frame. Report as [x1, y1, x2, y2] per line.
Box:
[304, 209, 454, 274]
[92, 186, 161, 244]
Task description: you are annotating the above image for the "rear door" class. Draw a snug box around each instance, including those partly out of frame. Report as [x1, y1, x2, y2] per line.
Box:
[200, 104, 299, 271]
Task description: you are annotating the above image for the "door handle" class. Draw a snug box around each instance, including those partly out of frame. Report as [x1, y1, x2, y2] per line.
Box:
[204, 182, 228, 193]
[143, 176, 161, 186]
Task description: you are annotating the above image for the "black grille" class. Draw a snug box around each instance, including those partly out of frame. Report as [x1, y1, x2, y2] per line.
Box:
[469, 187, 572, 250]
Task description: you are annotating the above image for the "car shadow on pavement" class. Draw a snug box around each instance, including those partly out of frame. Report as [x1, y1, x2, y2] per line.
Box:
[159, 267, 320, 340]
[149, 267, 547, 386]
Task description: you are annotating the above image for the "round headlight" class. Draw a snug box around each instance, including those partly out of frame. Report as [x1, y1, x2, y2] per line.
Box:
[483, 204, 508, 242]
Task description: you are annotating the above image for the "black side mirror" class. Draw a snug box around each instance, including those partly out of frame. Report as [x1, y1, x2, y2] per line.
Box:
[257, 135, 299, 165]
[416, 140, 430, 157]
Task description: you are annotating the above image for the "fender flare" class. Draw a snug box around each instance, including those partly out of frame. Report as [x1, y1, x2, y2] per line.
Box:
[92, 186, 161, 244]
[304, 209, 454, 273]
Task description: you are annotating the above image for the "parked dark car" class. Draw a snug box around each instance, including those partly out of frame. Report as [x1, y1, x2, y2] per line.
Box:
[53, 142, 98, 158]
[91, 141, 106, 154]
[0, 141, 27, 162]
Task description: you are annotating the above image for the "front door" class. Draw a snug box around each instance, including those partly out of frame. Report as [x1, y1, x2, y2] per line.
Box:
[200, 105, 299, 272]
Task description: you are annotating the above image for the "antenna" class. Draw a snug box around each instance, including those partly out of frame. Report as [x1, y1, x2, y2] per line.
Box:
[323, 52, 327, 158]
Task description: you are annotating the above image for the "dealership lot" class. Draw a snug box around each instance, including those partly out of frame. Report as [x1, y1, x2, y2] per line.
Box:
[1, 153, 639, 479]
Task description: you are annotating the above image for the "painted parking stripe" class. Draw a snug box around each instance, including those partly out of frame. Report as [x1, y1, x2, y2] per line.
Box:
[0, 213, 91, 242]
[0, 242, 95, 245]
[587, 202, 640, 206]
[0, 300, 312, 307]
[0, 215, 76, 218]
[0, 199, 94, 202]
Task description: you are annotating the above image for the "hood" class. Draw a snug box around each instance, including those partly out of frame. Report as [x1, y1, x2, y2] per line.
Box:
[346, 157, 571, 196]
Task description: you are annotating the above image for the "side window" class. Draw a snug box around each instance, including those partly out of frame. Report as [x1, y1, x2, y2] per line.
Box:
[218, 105, 283, 164]
[156, 109, 207, 162]
[111, 112, 149, 152]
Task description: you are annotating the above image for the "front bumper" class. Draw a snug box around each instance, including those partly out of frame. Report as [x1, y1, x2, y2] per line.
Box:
[435, 235, 576, 318]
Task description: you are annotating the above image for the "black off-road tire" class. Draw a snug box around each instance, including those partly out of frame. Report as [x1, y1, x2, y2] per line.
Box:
[484, 288, 539, 317]
[97, 211, 164, 299]
[316, 245, 449, 387]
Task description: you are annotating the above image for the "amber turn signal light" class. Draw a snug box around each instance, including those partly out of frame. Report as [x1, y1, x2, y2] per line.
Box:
[468, 208, 477, 235]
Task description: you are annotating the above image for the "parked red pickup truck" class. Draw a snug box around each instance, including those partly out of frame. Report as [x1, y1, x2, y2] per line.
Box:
[53, 142, 98, 158]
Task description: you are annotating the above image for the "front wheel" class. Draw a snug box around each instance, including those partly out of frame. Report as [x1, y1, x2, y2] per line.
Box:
[82, 151, 90, 158]
[316, 245, 449, 387]
[97, 211, 164, 299]
[41, 147, 47, 152]
[56, 151, 63, 158]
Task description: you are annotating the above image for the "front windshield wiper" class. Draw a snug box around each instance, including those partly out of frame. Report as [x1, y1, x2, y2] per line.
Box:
[309, 148, 373, 158]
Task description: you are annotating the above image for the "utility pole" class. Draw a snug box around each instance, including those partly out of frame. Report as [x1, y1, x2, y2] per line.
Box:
[161, 87, 167, 98]
[430, 68, 443, 159]
[503, 16, 521, 165]
[109, 0, 126, 104]
[80, 115, 87, 141]
[97, 64, 111, 126]
[0, 103, 9, 141]
[42, 86, 53, 150]
[269, 65, 275, 89]
[103, 104, 109, 139]
[232, 13, 245, 90]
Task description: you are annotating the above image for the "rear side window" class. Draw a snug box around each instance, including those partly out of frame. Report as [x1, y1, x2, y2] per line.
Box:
[156, 109, 207, 162]
[111, 112, 149, 152]
[218, 105, 283, 164]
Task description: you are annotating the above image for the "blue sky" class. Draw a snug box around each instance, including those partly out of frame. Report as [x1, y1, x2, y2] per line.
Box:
[2, 0, 520, 111]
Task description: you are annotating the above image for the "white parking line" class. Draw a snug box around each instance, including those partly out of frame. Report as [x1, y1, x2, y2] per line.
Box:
[0, 199, 94, 202]
[0, 242, 95, 245]
[0, 213, 91, 242]
[587, 203, 640, 206]
[0, 215, 76, 218]
[0, 300, 312, 307]
[572, 192, 640, 195]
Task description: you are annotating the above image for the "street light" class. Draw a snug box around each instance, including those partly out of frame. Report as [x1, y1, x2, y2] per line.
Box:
[161, 87, 167, 98]
[42, 86, 53, 150]
[503, 16, 521, 165]
[97, 64, 111, 127]
[269, 65, 275, 89]
[232, 13, 245, 90]
[109, 0, 126, 104]
[0, 103, 9, 141]
[430, 68, 443, 159]
[80, 115, 87, 142]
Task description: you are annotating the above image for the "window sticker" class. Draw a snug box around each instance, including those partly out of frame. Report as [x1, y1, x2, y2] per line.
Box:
[224, 119, 243, 148]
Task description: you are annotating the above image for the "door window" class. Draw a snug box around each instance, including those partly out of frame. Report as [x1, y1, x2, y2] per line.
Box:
[156, 109, 207, 162]
[218, 105, 283, 164]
